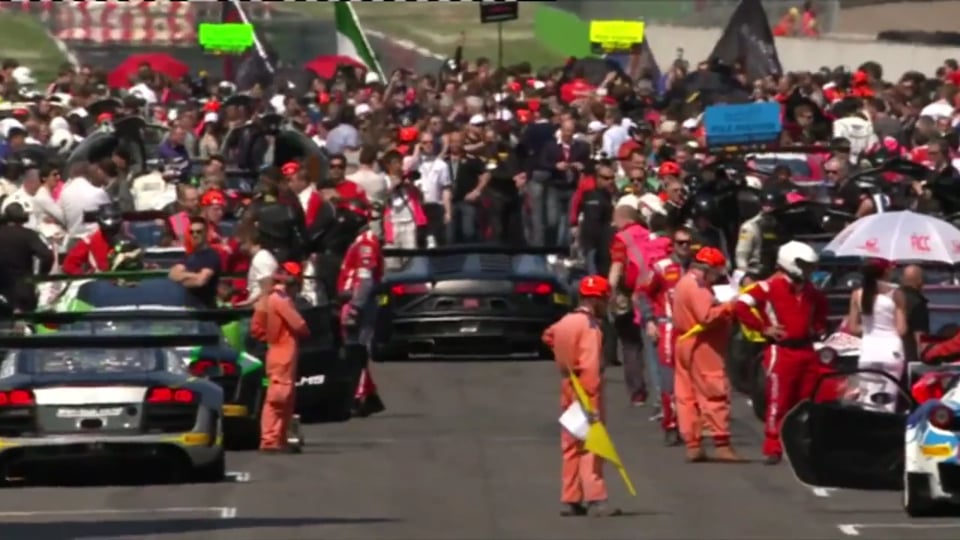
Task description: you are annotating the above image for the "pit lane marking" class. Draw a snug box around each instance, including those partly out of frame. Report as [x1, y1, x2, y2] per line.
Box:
[226, 470, 251, 483]
[0, 507, 235, 518]
[811, 487, 835, 497]
[838, 523, 960, 536]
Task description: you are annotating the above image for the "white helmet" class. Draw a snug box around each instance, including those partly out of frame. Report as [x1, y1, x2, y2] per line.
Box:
[616, 194, 640, 210]
[777, 241, 819, 279]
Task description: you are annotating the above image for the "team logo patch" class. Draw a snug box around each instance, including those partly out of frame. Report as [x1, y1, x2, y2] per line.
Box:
[359, 245, 373, 256]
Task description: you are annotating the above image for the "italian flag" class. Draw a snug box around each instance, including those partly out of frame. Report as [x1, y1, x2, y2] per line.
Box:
[335, 4, 385, 83]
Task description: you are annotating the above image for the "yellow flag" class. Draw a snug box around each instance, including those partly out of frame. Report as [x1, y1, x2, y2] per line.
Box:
[568, 372, 637, 496]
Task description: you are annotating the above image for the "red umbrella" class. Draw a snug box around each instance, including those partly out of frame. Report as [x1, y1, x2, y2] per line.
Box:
[108, 53, 189, 89]
[304, 55, 366, 79]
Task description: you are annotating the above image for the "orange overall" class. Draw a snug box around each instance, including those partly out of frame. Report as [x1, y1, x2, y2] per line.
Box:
[671, 272, 735, 450]
[251, 285, 310, 450]
[542, 308, 608, 505]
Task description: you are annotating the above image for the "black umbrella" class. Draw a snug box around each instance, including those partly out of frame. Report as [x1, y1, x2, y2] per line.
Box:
[663, 69, 750, 108]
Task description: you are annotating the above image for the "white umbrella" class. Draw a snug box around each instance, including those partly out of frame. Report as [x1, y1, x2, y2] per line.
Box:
[822, 211, 960, 264]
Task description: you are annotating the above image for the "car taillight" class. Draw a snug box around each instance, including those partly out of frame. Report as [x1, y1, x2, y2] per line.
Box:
[147, 387, 196, 404]
[391, 283, 429, 295]
[0, 389, 34, 407]
[929, 404, 955, 430]
[189, 360, 237, 377]
[515, 282, 552, 295]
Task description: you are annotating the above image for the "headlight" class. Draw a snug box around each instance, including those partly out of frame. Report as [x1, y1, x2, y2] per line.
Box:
[818, 347, 838, 365]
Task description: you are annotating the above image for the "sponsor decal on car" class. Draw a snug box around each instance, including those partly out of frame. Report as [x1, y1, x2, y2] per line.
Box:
[296, 375, 325, 387]
[56, 407, 124, 418]
[222, 404, 249, 417]
[920, 443, 955, 458]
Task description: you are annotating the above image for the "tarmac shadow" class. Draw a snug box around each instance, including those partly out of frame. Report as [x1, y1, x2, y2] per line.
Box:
[3, 516, 400, 540]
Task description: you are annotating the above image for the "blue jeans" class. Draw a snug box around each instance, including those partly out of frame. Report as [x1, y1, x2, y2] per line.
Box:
[641, 331, 662, 399]
[525, 174, 573, 247]
[447, 201, 478, 243]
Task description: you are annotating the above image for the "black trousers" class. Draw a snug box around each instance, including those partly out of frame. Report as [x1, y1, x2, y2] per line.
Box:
[421, 203, 447, 247]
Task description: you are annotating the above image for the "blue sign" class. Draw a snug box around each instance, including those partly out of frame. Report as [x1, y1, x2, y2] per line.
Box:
[703, 102, 782, 147]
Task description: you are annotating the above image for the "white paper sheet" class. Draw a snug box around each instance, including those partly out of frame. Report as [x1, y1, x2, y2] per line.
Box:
[712, 284, 737, 303]
[559, 401, 590, 441]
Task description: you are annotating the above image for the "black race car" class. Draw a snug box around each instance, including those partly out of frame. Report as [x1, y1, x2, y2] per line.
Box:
[372, 246, 572, 360]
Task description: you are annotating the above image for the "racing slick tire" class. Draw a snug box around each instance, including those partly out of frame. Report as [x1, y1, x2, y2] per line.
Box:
[752, 360, 767, 422]
[192, 450, 226, 483]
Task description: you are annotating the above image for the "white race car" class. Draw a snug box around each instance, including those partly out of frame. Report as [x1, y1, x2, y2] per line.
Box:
[781, 362, 960, 517]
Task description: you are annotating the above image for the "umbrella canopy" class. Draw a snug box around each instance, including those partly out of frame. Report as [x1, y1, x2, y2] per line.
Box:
[305, 55, 366, 79]
[823, 211, 960, 264]
[108, 54, 189, 89]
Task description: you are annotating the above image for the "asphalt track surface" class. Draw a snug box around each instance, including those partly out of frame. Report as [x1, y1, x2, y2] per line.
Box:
[1, 361, 959, 540]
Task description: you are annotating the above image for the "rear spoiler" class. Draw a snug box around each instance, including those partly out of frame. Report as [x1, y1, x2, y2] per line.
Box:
[15, 309, 254, 325]
[0, 333, 222, 350]
[32, 271, 317, 283]
[83, 210, 168, 223]
[382, 246, 568, 257]
[793, 233, 835, 243]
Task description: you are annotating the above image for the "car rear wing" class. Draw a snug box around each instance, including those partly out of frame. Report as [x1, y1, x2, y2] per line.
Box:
[83, 210, 169, 223]
[382, 245, 569, 257]
[32, 271, 321, 283]
[0, 333, 222, 350]
[14, 308, 255, 325]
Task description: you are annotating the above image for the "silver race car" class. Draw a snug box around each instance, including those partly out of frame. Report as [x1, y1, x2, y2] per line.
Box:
[0, 334, 226, 484]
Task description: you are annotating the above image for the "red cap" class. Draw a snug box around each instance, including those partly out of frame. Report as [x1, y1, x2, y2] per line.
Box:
[97, 112, 113, 124]
[658, 161, 681, 178]
[281, 161, 300, 176]
[281, 261, 302, 277]
[200, 190, 226, 207]
[694, 247, 727, 268]
[579, 275, 610, 298]
[398, 126, 419, 143]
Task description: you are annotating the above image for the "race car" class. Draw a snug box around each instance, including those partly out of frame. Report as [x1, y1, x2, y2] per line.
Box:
[781, 363, 960, 517]
[0, 333, 226, 484]
[35, 273, 360, 422]
[372, 246, 572, 360]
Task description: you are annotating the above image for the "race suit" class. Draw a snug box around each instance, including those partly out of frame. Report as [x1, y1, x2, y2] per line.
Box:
[672, 272, 735, 451]
[62, 228, 111, 275]
[542, 308, 609, 505]
[735, 213, 781, 281]
[642, 256, 685, 431]
[734, 273, 828, 458]
[610, 222, 652, 402]
[336, 229, 385, 403]
[251, 284, 310, 450]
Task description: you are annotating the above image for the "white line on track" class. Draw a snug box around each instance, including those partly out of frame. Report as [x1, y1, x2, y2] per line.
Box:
[0, 507, 233, 518]
[227, 471, 251, 483]
[220, 507, 238, 519]
[811, 487, 834, 497]
[838, 523, 960, 536]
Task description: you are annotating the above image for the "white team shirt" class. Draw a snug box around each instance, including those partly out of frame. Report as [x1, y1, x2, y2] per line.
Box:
[247, 248, 278, 300]
[415, 156, 451, 205]
[59, 176, 111, 237]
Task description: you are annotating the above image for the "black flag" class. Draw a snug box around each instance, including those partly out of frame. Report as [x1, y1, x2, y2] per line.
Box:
[709, 0, 782, 81]
[220, 2, 277, 91]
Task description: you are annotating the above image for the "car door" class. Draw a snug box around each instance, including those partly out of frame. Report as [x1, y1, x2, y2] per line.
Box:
[781, 369, 912, 491]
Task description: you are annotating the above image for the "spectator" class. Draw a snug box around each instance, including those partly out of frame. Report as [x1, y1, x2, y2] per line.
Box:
[900, 264, 929, 364]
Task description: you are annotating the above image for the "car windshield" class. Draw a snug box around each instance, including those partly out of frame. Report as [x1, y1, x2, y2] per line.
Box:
[60, 319, 222, 337]
[753, 157, 813, 178]
[20, 349, 160, 374]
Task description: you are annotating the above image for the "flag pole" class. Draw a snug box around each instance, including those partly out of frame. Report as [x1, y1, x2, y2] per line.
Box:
[344, 4, 386, 82]
[228, 0, 275, 75]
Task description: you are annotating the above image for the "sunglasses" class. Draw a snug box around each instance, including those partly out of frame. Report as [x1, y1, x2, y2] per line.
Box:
[824, 169, 840, 174]
[598, 174, 615, 181]
[190, 228, 205, 235]
[330, 163, 345, 169]
[674, 240, 690, 246]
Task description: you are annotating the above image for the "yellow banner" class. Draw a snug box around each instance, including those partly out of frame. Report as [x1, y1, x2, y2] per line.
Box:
[588, 20, 645, 53]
